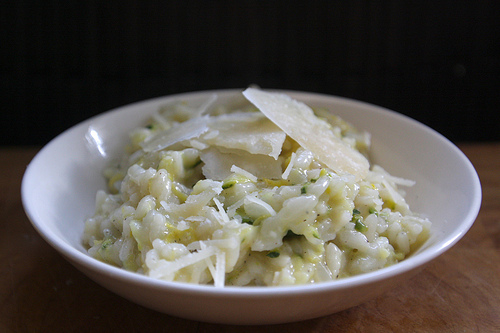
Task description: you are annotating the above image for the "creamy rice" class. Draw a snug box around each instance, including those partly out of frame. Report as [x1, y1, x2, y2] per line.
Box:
[83, 90, 431, 287]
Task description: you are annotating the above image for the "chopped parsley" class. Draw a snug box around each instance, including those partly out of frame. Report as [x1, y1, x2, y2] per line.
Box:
[266, 251, 280, 258]
[222, 181, 235, 190]
[354, 220, 368, 232]
[242, 217, 254, 225]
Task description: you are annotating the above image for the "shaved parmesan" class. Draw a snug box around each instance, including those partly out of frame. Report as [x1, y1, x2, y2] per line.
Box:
[200, 147, 283, 181]
[242, 88, 369, 181]
[204, 112, 286, 159]
[196, 93, 218, 116]
[141, 115, 210, 152]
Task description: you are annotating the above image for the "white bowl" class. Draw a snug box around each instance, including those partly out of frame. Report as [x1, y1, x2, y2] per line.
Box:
[22, 89, 481, 325]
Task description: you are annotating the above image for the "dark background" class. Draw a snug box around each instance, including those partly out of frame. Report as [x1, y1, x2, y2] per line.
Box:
[2, 1, 499, 146]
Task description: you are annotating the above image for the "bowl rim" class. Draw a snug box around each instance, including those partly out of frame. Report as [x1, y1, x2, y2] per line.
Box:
[21, 88, 482, 297]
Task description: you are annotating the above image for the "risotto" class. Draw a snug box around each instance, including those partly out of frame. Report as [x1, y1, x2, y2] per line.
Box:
[83, 88, 431, 287]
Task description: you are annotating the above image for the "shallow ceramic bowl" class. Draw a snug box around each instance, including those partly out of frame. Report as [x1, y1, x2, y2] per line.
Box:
[22, 89, 481, 325]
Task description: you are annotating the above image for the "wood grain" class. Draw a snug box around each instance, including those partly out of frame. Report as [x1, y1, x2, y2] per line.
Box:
[1, 144, 499, 332]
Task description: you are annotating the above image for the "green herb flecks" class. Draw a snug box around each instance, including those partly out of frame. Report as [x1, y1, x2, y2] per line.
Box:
[266, 251, 280, 258]
[352, 208, 368, 232]
[354, 219, 368, 232]
[222, 181, 236, 190]
[242, 217, 254, 225]
[100, 238, 114, 250]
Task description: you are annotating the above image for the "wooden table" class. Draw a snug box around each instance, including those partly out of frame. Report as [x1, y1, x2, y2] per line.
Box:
[1, 143, 499, 332]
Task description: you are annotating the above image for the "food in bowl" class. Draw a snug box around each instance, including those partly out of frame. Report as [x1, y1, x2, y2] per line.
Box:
[83, 88, 431, 287]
